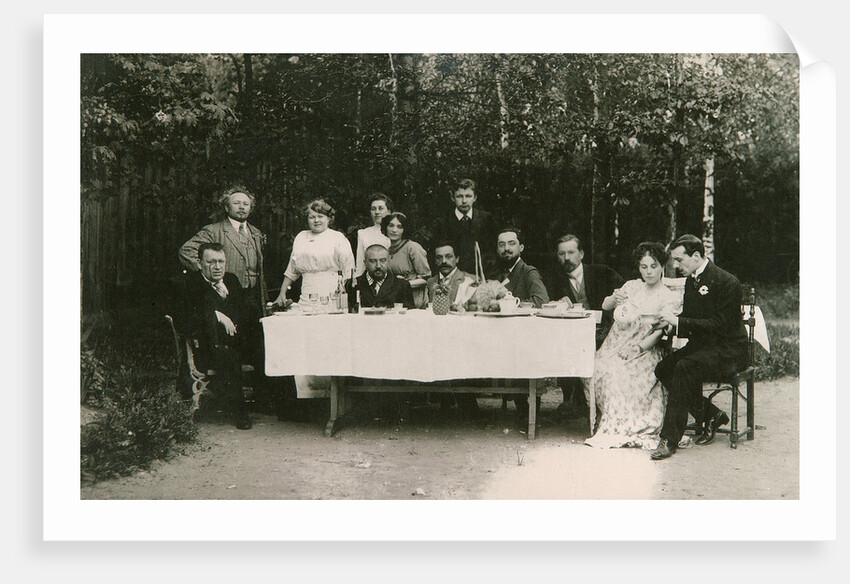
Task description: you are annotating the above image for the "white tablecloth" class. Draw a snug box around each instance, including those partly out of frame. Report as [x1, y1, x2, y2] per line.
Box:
[262, 309, 596, 382]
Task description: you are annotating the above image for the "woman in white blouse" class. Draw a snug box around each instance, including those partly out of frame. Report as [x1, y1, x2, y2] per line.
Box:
[272, 199, 355, 306]
[354, 193, 392, 277]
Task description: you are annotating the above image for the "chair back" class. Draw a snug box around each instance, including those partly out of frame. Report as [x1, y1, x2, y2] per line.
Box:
[164, 314, 183, 366]
[742, 286, 757, 367]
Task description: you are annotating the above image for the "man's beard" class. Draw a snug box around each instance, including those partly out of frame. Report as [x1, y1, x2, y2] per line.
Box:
[560, 260, 578, 273]
[499, 253, 518, 266]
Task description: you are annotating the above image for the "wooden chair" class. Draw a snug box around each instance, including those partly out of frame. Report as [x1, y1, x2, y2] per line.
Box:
[164, 314, 213, 413]
[697, 286, 759, 448]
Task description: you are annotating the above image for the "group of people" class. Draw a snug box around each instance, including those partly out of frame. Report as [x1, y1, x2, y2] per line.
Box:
[177, 178, 749, 461]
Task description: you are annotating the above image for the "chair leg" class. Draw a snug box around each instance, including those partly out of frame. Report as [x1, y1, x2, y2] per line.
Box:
[730, 382, 739, 449]
[747, 377, 755, 441]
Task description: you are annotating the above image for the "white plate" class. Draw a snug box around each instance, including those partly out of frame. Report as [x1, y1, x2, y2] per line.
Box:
[535, 311, 591, 319]
[472, 311, 532, 317]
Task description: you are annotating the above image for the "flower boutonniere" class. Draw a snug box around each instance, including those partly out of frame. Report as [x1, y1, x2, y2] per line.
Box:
[699, 285, 709, 296]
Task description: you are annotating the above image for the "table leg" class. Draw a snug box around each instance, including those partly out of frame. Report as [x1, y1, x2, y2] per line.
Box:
[325, 376, 342, 437]
[528, 379, 537, 440]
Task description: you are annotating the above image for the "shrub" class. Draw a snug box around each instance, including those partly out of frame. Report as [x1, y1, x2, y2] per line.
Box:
[753, 322, 799, 381]
[754, 282, 799, 320]
[81, 367, 197, 482]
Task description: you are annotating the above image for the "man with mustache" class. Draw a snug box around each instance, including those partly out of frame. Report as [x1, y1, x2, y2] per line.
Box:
[356, 244, 415, 309]
[185, 243, 251, 429]
[546, 234, 624, 419]
[496, 227, 549, 308]
[425, 241, 475, 308]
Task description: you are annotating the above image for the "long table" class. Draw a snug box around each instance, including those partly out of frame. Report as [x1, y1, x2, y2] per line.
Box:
[262, 309, 596, 439]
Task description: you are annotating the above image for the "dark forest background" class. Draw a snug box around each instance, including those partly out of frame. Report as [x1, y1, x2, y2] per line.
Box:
[80, 53, 799, 315]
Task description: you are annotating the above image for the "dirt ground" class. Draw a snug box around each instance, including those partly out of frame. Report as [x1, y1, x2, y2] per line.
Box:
[81, 377, 798, 500]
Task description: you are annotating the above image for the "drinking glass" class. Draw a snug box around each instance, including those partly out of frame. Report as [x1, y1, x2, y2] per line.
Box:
[319, 295, 330, 313]
[307, 293, 319, 315]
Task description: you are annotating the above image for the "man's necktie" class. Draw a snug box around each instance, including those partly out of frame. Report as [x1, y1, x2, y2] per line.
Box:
[213, 280, 228, 299]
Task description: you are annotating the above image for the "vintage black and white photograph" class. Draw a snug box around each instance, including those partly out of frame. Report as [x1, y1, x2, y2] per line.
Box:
[75, 49, 801, 503]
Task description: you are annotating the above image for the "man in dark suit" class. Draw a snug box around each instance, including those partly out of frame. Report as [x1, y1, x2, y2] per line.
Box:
[430, 178, 498, 277]
[179, 184, 268, 408]
[496, 227, 549, 308]
[546, 234, 624, 418]
[650, 234, 748, 460]
[185, 242, 252, 429]
[357, 244, 416, 309]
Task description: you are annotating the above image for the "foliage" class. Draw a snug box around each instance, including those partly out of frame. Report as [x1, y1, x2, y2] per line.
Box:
[80, 311, 197, 483]
[755, 282, 799, 320]
[81, 369, 197, 482]
[753, 322, 799, 381]
[80, 53, 799, 313]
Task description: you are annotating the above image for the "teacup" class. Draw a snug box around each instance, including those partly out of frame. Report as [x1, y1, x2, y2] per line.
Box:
[541, 302, 559, 313]
[519, 301, 535, 310]
[498, 295, 520, 314]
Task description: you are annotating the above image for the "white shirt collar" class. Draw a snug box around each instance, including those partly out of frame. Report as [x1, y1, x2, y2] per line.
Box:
[507, 257, 522, 274]
[692, 258, 709, 279]
[228, 217, 248, 233]
[439, 267, 458, 283]
[366, 273, 386, 288]
[568, 263, 584, 281]
[454, 207, 474, 221]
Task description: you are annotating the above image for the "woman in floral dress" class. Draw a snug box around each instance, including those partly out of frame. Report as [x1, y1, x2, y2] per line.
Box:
[584, 242, 682, 450]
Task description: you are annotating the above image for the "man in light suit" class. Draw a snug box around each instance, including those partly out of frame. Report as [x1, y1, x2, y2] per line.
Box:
[356, 244, 416, 309]
[179, 184, 268, 408]
[430, 178, 498, 277]
[425, 241, 475, 308]
[650, 234, 748, 460]
[496, 227, 549, 308]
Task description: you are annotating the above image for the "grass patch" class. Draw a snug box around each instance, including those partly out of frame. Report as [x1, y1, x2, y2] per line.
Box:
[81, 310, 196, 483]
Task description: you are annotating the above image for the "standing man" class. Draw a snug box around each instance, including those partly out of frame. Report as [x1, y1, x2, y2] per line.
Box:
[185, 243, 251, 429]
[179, 184, 266, 371]
[431, 178, 498, 277]
[356, 244, 416, 309]
[425, 241, 476, 308]
[496, 227, 549, 308]
[546, 234, 624, 418]
[650, 234, 748, 460]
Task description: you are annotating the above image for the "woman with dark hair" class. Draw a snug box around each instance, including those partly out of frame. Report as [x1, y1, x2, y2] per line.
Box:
[381, 212, 431, 308]
[584, 241, 682, 450]
[272, 199, 355, 307]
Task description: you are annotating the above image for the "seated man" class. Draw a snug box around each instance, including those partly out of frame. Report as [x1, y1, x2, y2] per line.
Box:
[496, 227, 549, 308]
[494, 227, 549, 425]
[356, 244, 415, 309]
[185, 242, 252, 429]
[425, 241, 475, 308]
[546, 234, 624, 419]
[650, 234, 749, 460]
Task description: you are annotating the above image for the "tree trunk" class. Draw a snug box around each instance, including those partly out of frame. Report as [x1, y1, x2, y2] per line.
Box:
[589, 60, 600, 260]
[495, 67, 510, 150]
[702, 156, 716, 261]
[388, 54, 398, 148]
